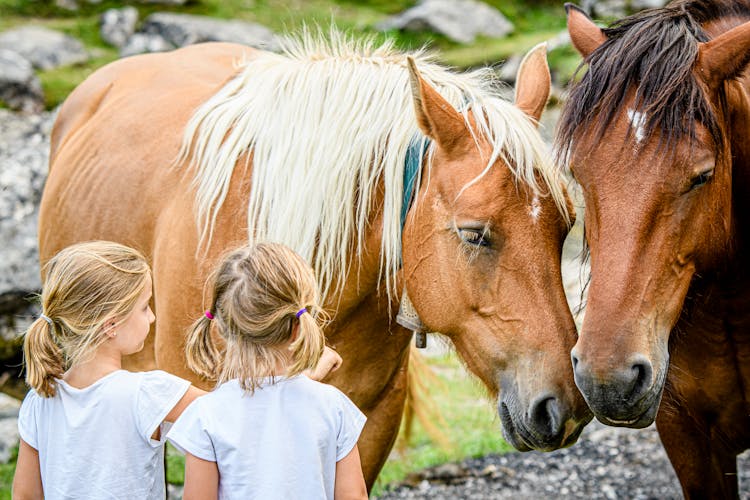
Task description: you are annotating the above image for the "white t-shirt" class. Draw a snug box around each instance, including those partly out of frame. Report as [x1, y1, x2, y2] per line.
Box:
[167, 374, 366, 500]
[18, 369, 191, 500]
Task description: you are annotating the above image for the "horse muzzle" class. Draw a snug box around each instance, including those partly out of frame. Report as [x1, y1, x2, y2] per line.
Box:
[571, 350, 666, 428]
[498, 390, 588, 452]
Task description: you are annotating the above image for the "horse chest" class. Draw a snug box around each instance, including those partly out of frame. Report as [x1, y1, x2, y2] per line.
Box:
[668, 281, 750, 442]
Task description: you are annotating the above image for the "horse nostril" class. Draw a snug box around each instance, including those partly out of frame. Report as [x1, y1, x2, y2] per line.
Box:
[529, 395, 562, 439]
[628, 355, 653, 400]
[571, 350, 579, 370]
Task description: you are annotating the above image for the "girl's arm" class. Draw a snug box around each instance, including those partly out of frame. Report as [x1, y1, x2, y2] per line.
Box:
[334, 444, 368, 500]
[183, 453, 219, 500]
[305, 346, 343, 381]
[164, 385, 207, 423]
[12, 439, 43, 499]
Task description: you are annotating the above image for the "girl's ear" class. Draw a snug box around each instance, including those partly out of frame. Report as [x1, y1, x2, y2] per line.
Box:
[102, 318, 118, 338]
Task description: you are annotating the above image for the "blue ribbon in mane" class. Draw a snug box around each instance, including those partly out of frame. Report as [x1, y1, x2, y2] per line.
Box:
[400, 136, 431, 230]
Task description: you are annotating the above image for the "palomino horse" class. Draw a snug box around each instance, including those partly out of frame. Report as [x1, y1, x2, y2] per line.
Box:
[559, 1, 750, 496]
[40, 32, 591, 486]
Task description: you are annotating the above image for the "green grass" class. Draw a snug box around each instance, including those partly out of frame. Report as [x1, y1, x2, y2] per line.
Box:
[0, 0, 574, 109]
[372, 351, 512, 496]
[0, 446, 17, 500]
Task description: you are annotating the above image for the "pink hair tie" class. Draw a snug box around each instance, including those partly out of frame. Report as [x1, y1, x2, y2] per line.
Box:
[295, 307, 307, 318]
[205, 310, 214, 320]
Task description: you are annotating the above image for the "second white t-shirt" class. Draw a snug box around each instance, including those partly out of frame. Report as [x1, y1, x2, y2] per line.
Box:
[167, 374, 366, 500]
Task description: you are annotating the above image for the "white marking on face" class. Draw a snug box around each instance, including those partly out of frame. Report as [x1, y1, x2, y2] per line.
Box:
[627, 109, 646, 143]
[530, 196, 541, 222]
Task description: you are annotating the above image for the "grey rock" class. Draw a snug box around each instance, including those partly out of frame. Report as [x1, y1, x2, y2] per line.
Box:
[100, 7, 139, 49]
[0, 109, 55, 307]
[0, 49, 44, 113]
[582, 0, 669, 19]
[123, 12, 280, 55]
[0, 26, 88, 70]
[137, 0, 188, 5]
[0, 417, 19, 464]
[377, 0, 513, 44]
[55, 0, 80, 10]
[119, 33, 175, 58]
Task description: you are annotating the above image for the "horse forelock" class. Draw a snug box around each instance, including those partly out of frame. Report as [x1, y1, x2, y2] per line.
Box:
[555, 0, 750, 168]
[178, 31, 566, 304]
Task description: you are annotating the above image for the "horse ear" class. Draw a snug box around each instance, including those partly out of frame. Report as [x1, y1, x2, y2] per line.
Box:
[514, 42, 550, 124]
[565, 3, 606, 58]
[696, 21, 750, 89]
[406, 57, 467, 151]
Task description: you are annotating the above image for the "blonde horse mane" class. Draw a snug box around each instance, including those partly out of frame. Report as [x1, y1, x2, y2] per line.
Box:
[178, 29, 567, 303]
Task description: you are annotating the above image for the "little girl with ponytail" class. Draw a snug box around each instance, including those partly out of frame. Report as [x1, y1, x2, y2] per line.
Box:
[168, 242, 368, 500]
[13, 241, 203, 499]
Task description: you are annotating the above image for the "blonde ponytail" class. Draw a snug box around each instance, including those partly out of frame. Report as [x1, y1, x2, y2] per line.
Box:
[185, 315, 221, 381]
[23, 318, 64, 397]
[287, 309, 325, 376]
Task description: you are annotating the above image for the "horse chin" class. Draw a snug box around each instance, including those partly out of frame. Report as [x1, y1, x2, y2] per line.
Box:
[588, 385, 664, 429]
[594, 401, 660, 429]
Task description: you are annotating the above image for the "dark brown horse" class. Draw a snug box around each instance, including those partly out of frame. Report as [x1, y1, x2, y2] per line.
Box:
[559, 1, 750, 496]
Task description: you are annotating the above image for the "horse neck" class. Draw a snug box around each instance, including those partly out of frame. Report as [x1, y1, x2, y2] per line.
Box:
[324, 178, 393, 321]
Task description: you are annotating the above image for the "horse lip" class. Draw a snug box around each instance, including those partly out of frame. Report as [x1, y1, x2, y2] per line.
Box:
[500, 401, 565, 452]
[499, 402, 532, 452]
[597, 411, 655, 428]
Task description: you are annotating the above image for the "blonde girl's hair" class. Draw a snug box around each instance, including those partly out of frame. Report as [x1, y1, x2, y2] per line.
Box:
[23, 241, 151, 397]
[185, 242, 326, 393]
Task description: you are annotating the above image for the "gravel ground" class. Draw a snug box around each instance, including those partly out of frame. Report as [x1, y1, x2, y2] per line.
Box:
[375, 420, 750, 499]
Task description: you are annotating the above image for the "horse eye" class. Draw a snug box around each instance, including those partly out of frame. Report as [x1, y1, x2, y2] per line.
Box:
[690, 169, 713, 190]
[458, 228, 489, 247]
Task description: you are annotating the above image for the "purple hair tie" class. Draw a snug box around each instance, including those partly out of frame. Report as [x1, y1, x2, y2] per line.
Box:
[205, 310, 214, 320]
[295, 308, 307, 318]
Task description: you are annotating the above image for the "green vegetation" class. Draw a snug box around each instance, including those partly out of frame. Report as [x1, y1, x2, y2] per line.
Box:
[372, 351, 513, 496]
[0, 0, 581, 109]
[0, 445, 17, 500]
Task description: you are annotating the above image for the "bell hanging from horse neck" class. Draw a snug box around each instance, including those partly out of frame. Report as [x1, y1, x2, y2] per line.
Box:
[396, 290, 427, 348]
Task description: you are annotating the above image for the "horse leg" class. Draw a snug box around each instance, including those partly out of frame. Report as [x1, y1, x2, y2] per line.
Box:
[356, 348, 410, 488]
[656, 365, 739, 499]
[657, 392, 739, 499]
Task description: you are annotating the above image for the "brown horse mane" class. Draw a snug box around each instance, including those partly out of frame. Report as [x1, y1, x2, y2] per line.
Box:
[556, 0, 750, 163]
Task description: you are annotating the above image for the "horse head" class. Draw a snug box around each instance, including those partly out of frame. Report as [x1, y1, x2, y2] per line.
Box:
[402, 45, 592, 451]
[560, 3, 750, 427]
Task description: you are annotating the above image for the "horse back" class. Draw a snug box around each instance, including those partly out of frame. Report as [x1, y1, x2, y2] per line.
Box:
[40, 42, 259, 265]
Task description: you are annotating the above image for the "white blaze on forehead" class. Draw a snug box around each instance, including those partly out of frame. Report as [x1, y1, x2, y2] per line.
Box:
[627, 109, 647, 143]
[530, 196, 542, 222]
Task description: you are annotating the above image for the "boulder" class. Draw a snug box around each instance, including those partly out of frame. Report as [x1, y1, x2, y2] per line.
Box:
[377, 0, 513, 44]
[100, 6, 139, 49]
[0, 26, 88, 70]
[0, 49, 44, 113]
[581, 0, 669, 18]
[130, 12, 280, 54]
[0, 110, 54, 310]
